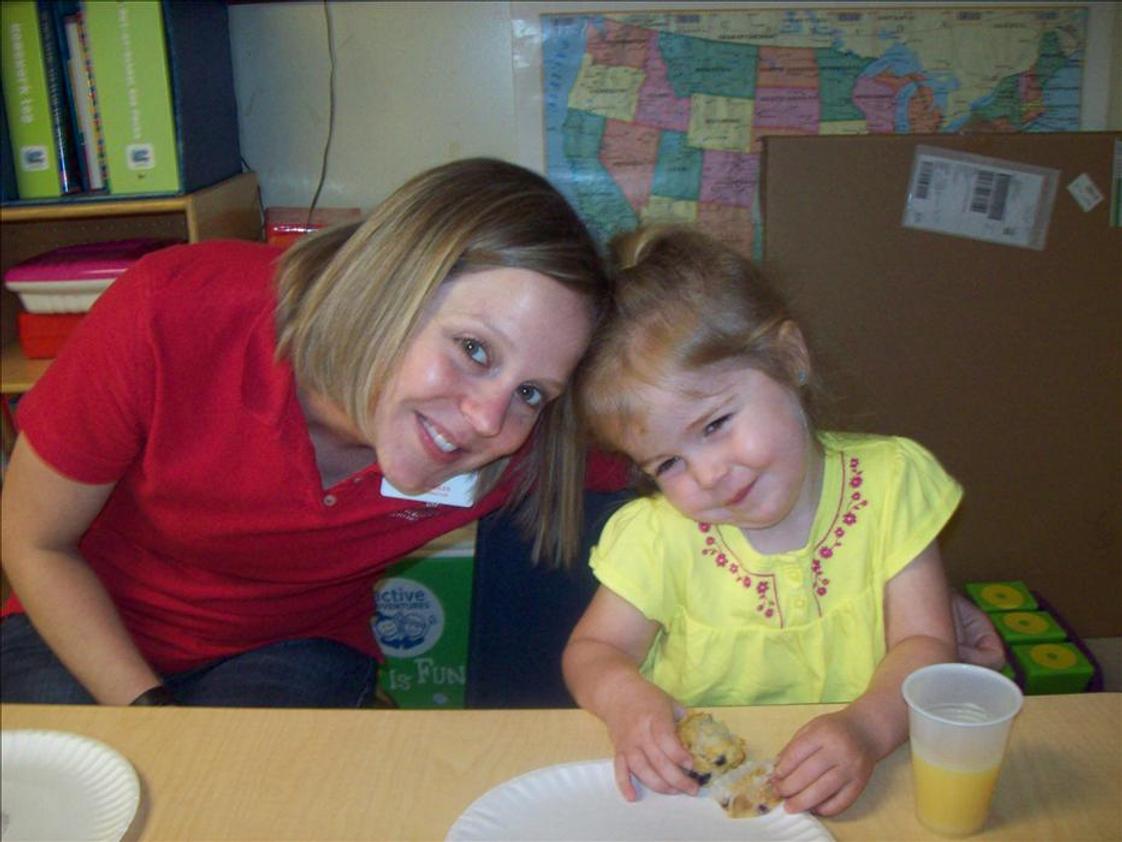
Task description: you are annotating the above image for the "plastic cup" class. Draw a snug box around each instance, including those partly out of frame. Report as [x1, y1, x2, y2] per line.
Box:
[901, 663, 1024, 837]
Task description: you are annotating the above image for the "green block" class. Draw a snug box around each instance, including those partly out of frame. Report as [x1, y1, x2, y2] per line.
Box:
[1011, 642, 1093, 695]
[373, 532, 474, 709]
[965, 580, 1037, 613]
[992, 610, 1067, 645]
[999, 662, 1016, 683]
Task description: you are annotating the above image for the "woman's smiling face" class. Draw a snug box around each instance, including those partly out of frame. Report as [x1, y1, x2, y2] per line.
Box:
[368, 266, 594, 494]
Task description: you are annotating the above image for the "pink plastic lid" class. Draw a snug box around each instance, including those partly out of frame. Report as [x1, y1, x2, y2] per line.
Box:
[4, 238, 184, 283]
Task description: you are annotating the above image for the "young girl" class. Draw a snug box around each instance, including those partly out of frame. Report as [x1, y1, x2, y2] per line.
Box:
[563, 226, 960, 817]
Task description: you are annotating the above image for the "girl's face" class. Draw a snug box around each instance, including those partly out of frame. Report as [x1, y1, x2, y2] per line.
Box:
[369, 267, 593, 494]
[621, 361, 822, 551]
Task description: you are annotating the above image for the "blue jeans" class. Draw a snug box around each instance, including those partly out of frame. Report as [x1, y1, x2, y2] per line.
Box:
[0, 614, 378, 708]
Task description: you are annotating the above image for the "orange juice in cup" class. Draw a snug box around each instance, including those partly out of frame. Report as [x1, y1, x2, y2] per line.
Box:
[902, 665, 1023, 837]
[911, 753, 1002, 836]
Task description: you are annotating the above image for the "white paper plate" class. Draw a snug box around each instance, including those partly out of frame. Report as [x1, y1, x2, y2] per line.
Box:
[1, 730, 140, 842]
[447, 760, 834, 841]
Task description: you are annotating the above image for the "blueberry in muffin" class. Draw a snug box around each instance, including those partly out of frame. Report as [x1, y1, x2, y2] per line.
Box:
[675, 710, 747, 785]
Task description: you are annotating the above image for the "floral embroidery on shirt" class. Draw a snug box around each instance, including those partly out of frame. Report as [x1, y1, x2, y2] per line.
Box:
[694, 449, 871, 625]
[809, 452, 869, 614]
[698, 523, 780, 624]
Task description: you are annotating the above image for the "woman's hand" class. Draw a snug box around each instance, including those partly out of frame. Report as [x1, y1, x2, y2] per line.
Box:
[773, 708, 878, 816]
[1, 435, 161, 704]
[952, 591, 1006, 670]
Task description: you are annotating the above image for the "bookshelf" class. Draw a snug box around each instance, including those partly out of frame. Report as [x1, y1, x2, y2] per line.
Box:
[1, 171, 262, 396]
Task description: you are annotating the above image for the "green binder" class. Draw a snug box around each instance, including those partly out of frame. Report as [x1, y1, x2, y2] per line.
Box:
[83, 0, 179, 195]
[1, 1, 62, 199]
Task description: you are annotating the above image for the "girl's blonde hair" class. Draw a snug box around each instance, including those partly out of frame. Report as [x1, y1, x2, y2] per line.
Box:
[578, 226, 815, 467]
[274, 158, 606, 566]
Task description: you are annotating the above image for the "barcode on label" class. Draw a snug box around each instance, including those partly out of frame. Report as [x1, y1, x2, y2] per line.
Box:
[988, 173, 1011, 221]
[970, 170, 1011, 221]
[915, 160, 934, 199]
[971, 170, 994, 213]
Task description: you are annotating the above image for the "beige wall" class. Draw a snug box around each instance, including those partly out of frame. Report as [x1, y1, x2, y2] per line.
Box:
[1112, 5, 1122, 128]
[228, 1, 1122, 210]
[229, 1, 519, 210]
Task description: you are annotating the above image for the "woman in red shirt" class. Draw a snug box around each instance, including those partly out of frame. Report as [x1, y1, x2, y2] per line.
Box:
[0, 158, 615, 707]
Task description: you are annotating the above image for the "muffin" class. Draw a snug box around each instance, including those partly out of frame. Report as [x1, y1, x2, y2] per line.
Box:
[676, 709, 784, 818]
[709, 759, 783, 817]
[675, 710, 747, 785]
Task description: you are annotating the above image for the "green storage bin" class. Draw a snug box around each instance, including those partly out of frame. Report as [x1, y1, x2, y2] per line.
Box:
[965, 580, 1038, 613]
[1011, 642, 1094, 695]
[992, 610, 1067, 645]
[373, 528, 475, 708]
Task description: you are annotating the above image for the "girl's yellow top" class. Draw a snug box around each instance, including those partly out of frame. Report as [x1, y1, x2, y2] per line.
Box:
[590, 432, 963, 705]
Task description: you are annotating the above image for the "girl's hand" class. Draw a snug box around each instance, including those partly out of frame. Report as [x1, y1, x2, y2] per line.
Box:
[771, 542, 957, 817]
[772, 709, 878, 816]
[602, 681, 699, 802]
[562, 586, 698, 801]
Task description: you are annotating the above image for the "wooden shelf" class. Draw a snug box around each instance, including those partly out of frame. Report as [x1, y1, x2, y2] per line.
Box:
[1, 340, 51, 395]
[0, 171, 262, 252]
[2, 193, 207, 221]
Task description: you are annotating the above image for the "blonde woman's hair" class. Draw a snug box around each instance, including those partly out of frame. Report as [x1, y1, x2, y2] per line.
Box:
[578, 225, 815, 473]
[274, 158, 607, 566]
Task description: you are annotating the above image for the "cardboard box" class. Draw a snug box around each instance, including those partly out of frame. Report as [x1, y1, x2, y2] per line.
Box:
[373, 525, 475, 708]
[762, 131, 1121, 638]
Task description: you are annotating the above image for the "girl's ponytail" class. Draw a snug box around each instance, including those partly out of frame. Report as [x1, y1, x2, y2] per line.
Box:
[609, 225, 670, 272]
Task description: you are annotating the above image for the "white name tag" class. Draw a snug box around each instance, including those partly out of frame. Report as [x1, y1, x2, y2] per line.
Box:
[380, 472, 478, 508]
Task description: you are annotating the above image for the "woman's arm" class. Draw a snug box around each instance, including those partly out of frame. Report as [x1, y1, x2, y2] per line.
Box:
[562, 585, 697, 799]
[775, 541, 956, 815]
[1, 435, 163, 704]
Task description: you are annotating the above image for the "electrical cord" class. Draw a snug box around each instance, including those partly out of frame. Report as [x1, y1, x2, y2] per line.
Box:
[306, 0, 337, 229]
[239, 154, 266, 240]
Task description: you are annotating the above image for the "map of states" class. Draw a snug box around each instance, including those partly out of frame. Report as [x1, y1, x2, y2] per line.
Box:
[541, 7, 1087, 255]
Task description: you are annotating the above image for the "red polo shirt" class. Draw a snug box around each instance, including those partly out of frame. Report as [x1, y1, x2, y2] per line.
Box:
[7, 241, 523, 673]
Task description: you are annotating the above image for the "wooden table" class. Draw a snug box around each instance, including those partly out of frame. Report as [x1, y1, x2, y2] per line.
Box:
[2, 694, 1119, 841]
